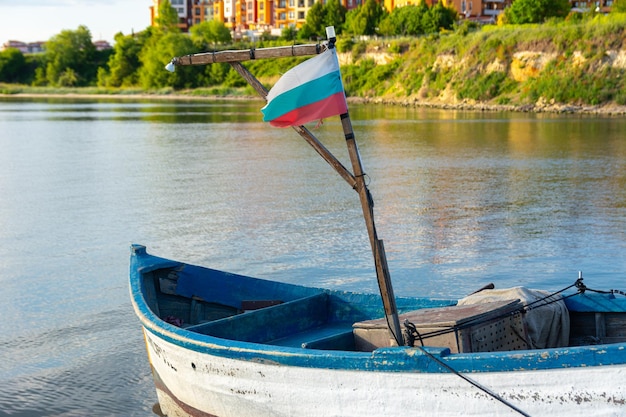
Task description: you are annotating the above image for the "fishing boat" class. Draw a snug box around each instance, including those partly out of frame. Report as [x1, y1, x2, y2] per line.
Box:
[130, 28, 626, 416]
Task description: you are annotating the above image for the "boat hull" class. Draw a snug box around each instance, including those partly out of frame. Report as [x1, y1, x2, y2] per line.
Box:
[130, 246, 626, 416]
[142, 327, 626, 417]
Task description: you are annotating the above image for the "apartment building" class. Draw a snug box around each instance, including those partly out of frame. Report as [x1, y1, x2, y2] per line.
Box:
[152, 0, 611, 35]
[571, 0, 613, 13]
[153, 0, 349, 32]
[255, 0, 274, 30]
[191, 0, 215, 24]
[1, 40, 45, 53]
[151, 0, 192, 31]
[1, 40, 110, 53]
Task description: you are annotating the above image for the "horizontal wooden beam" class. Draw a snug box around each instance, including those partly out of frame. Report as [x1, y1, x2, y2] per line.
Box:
[172, 43, 326, 66]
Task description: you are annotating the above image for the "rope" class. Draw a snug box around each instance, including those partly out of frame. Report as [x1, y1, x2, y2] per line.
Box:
[521, 279, 580, 311]
[412, 344, 532, 417]
[401, 273, 625, 416]
[405, 273, 626, 344]
[403, 312, 532, 413]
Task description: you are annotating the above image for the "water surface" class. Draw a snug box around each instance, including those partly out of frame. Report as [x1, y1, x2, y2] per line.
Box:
[0, 98, 624, 416]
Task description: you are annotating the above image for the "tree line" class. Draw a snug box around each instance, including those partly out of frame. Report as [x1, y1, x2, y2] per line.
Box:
[0, 0, 459, 89]
[1, 0, 625, 89]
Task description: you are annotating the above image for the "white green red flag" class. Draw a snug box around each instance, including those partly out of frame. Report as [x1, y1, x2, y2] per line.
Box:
[261, 48, 347, 127]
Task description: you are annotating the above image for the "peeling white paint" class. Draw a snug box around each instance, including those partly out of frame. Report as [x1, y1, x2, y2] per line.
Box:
[145, 330, 626, 417]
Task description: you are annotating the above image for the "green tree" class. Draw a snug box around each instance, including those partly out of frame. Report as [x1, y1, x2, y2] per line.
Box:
[299, 2, 326, 39]
[324, 0, 347, 34]
[190, 20, 232, 48]
[281, 26, 298, 41]
[612, 0, 626, 12]
[98, 31, 145, 87]
[139, 31, 197, 89]
[40, 25, 97, 86]
[205, 63, 231, 86]
[503, 0, 570, 24]
[345, 0, 387, 35]
[0, 48, 27, 83]
[57, 68, 78, 87]
[421, 2, 457, 33]
[379, 3, 429, 36]
[155, 0, 180, 31]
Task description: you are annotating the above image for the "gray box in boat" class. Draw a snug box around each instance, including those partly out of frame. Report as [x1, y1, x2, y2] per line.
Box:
[352, 300, 529, 353]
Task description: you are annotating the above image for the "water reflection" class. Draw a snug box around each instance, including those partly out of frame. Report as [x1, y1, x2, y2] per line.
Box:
[0, 97, 265, 123]
[0, 99, 624, 297]
[0, 98, 624, 416]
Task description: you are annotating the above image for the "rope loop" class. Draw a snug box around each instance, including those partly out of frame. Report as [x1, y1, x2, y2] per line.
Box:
[403, 319, 424, 347]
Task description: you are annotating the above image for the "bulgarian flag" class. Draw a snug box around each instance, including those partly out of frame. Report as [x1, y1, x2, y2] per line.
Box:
[261, 48, 347, 127]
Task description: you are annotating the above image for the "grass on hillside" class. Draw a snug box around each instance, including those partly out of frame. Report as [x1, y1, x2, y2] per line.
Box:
[337, 14, 626, 106]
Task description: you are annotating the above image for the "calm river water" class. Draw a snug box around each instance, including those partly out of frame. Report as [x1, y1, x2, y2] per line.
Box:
[0, 97, 625, 416]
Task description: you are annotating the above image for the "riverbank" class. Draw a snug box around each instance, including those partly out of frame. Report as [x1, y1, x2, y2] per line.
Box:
[349, 96, 626, 115]
[4, 16, 626, 115]
[4, 91, 626, 116]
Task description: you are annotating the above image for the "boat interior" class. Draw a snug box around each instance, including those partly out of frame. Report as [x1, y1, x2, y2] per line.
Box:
[141, 264, 626, 353]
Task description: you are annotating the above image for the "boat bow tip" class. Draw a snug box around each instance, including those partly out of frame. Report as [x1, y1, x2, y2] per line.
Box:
[131, 244, 147, 255]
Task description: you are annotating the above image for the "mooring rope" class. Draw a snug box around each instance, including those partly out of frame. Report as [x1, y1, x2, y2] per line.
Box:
[402, 272, 626, 417]
[412, 342, 532, 417]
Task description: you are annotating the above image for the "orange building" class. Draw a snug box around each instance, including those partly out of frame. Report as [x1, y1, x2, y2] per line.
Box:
[191, 0, 215, 25]
[212, 1, 225, 25]
[151, 0, 604, 37]
[255, 0, 274, 30]
[150, 0, 192, 32]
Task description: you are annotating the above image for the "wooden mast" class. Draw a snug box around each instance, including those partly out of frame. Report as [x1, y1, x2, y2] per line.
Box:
[167, 29, 403, 346]
[325, 27, 402, 346]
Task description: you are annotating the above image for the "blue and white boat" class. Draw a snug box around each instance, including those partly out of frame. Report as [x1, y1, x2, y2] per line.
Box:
[130, 29, 626, 417]
[130, 245, 626, 417]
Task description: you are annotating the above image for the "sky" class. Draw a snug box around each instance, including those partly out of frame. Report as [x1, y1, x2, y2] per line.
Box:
[0, 0, 152, 45]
